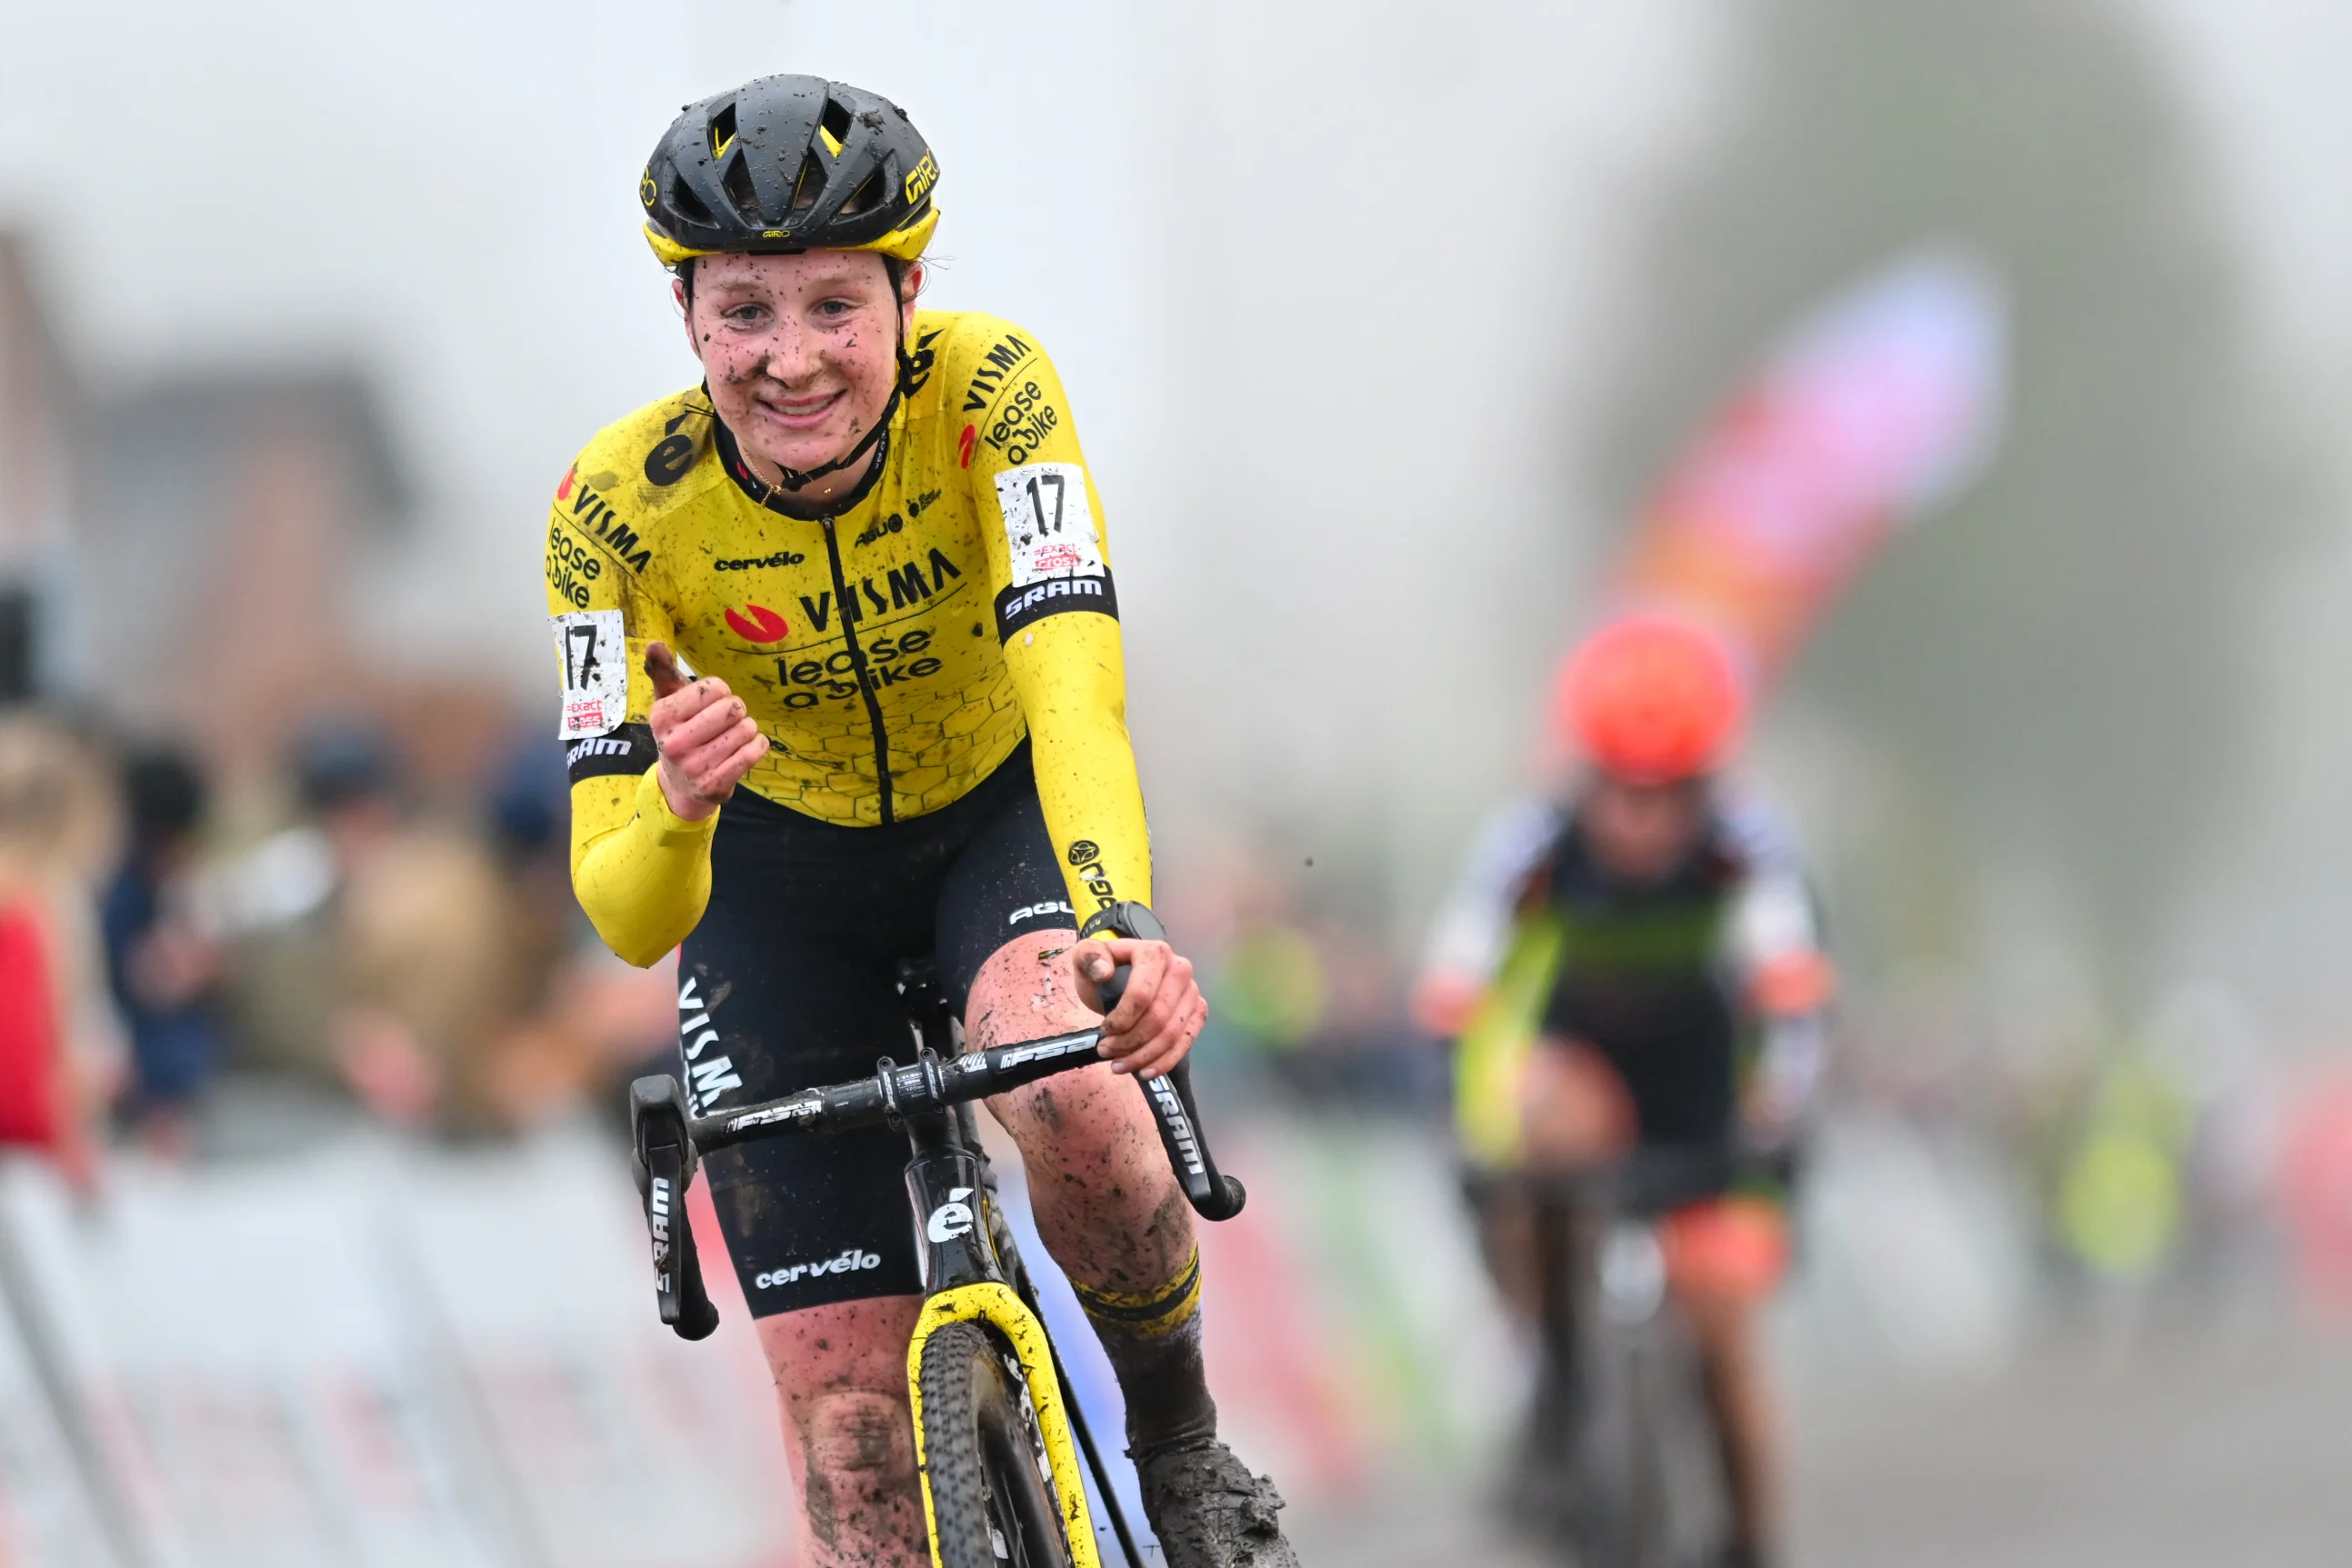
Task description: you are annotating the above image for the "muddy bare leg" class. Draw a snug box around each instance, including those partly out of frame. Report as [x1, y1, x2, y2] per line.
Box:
[756, 1296, 929, 1568]
[967, 932, 1214, 1450]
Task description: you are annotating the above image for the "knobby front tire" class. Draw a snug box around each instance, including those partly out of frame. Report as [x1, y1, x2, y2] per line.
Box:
[918, 1321, 1076, 1568]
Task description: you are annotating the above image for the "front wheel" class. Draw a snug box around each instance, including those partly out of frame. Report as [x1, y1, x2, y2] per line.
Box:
[918, 1320, 1076, 1568]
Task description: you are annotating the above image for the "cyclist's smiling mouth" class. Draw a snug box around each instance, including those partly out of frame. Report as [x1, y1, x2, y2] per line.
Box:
[751, 383, 847, 434]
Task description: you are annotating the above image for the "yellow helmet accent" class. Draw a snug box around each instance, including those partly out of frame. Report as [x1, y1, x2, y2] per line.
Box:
[642, 203, 939, 269]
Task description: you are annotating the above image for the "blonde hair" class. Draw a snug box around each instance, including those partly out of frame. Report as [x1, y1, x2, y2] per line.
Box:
[0, 718, 120, 892]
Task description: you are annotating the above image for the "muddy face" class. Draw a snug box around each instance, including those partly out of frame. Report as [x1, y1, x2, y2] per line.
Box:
[679, 251, 916, 505]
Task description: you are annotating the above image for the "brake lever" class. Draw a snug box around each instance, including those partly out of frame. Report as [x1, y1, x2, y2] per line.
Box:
[1086, 904, 1246, 1223]
[629, 1075, 720, 1341]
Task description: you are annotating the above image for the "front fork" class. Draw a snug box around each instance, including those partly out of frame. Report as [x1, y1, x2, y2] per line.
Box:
[904, 1135, 1106, 1568]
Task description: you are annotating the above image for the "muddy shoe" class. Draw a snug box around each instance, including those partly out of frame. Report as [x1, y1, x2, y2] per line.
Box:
[1134, 1439, 1301, 1567]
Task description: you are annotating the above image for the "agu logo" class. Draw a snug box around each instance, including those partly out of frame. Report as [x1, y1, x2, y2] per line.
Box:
[555, 464, 576, 502]
[958, 424, 977, 469]
[725, 604, 790, 642]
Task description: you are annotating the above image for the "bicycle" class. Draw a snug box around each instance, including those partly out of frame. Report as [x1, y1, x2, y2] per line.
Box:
[626, 906, 1247, 1568]
[1496, 1144, 1786, 1568]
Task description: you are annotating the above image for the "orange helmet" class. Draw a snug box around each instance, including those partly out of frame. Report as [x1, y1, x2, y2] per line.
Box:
[1555, 615, 1747, 784]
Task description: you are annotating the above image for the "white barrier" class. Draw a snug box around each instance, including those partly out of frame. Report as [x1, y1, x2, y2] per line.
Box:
[0, 1109, 1533, 1567]
[0, 1130, 794, 1568]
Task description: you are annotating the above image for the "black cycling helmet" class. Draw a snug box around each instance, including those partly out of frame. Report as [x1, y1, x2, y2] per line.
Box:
[641, 75, 940, 268]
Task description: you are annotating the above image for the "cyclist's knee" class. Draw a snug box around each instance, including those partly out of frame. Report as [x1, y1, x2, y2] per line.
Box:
[964, 928, 1090, 1049]
[792, 1388, 923, 1561]
[800, 1386, 917, 1485]
[1678, 1289, 1761, 1376]
[1520, 1038, 1636, 1168]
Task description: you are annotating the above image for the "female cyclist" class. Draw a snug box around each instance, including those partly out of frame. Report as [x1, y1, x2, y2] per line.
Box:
[544, 75, 1296, 1568]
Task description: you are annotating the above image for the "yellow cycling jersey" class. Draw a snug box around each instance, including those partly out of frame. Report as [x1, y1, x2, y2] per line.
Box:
[546, 310, 1149, 965]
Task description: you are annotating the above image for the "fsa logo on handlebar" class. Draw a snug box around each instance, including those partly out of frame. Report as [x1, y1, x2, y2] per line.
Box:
[997, 1036, 1096, 1068]
[926, 1187, 976, 1243]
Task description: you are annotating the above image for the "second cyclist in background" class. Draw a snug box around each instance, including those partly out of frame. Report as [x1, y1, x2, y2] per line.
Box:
[1433, 614, 1831, 1568]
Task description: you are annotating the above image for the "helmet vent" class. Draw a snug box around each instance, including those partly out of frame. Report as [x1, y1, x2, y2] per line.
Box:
[707, 102, 739, 164]
[819, 97, 855, 151]
[838, 166, 887, 218]
[789, 152, 826, 216]
[720, 151, 763, 222]
[668, 177, 716, 227]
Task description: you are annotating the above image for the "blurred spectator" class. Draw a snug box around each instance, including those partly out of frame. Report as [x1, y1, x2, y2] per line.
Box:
[101, 745, 226, 1157]
[0, 716, 125, 1190]
[221, 720, 513, 1130]
[472, 729, 676, 1130]
[217, 718, 673, 1137]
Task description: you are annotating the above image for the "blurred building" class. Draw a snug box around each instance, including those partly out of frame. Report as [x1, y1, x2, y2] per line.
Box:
[81, 369, 412, 790]
[0, 232, 77, 702]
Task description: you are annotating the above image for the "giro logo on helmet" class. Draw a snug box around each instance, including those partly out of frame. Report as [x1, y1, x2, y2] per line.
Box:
[905, 149, 941, 205]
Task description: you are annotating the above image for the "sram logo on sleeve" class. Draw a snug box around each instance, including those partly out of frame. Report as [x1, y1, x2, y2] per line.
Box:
[993, 463, 1103, 586]
[551, 608, 626, 738]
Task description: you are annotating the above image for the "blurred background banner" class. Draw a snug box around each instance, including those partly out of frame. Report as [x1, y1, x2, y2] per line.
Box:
[1611, 249, 2006, 679]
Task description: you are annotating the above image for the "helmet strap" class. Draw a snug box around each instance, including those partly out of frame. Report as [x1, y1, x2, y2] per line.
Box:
[768, 385, 899, 490]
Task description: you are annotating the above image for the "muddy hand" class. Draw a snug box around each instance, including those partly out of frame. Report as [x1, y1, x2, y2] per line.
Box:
[1076, 937, 1209, 1081]
[646, 641, 767, 822]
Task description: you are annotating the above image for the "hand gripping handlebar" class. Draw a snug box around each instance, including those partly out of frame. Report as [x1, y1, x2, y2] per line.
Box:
[1088, 903, 1246, 1222]
[628, 917, 1243, 1338]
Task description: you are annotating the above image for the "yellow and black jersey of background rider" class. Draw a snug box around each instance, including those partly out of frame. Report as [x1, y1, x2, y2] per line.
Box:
[545, 310, 1149, 965]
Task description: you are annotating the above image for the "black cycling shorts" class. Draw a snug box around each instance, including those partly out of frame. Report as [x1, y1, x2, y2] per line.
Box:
[672, 742, 1076, 1317]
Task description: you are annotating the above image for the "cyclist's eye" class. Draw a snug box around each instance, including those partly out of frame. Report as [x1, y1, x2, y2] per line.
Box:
[724, 304, 766, 326]
[816, 298, 856, 320]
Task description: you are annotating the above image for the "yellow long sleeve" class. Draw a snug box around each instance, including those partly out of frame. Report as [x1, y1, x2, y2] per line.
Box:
[568, 765, 717, 967]
[1003, 610, 1151, 915]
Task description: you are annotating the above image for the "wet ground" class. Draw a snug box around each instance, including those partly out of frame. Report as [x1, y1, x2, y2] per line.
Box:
[1286, 1312, 2352, 1567]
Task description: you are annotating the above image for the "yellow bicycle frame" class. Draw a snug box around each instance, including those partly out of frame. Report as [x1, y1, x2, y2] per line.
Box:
[906, 1279, 1102, 1568]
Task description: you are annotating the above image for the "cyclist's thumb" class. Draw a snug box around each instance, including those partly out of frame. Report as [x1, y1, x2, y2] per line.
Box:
[644, 641, 689, 701]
